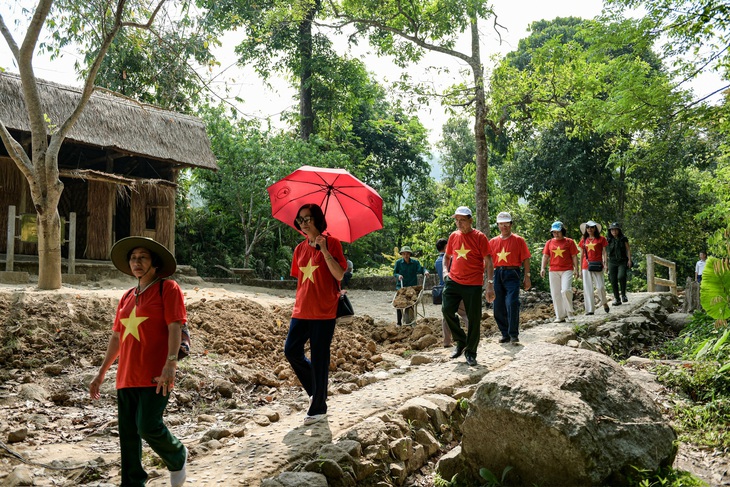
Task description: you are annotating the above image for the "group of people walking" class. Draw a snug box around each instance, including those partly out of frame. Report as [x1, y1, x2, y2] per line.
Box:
[541, 220, 632, 322]
[89, 200, 639, 485]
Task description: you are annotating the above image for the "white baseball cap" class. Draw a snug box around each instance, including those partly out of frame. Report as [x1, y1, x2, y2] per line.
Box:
[496, 212, 512, 223]
[453, 206, 472, 217]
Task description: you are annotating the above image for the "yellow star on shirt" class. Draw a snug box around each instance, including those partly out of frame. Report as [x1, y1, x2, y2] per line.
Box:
[552, 247, 566, 258]
[454, 244, 471, 260]
[496, 248, 511, 263]
[585, 242, 597, 252]
[299, 258, 319, 283]
[121, 306, 148, 342]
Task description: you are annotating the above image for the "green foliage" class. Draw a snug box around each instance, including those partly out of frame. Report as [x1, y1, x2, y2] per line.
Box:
[625, 465, 705, 487]
[701, 256, 730, 322]
[478, 466, 513, 487]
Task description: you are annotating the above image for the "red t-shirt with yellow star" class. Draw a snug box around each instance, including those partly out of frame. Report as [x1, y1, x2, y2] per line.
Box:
[489, 234, 531, 268]
[113, 279, 187, 389]
[542, 237, 579, 272]
[290, 235, 346, 320]
[445, 229, 491, 286]
[579, 236, 608, 270]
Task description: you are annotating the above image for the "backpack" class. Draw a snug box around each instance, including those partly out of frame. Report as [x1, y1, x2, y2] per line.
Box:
[121, 279, 191, 360]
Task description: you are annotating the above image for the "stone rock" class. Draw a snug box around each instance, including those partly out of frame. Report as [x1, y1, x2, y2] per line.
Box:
[343, 417, 389, 451]
[258, 407, 280, 422]
[18, 383, 48, 402]
[406, 443, 427, 473]
[409, 324, 432, 341]
[412, 334, 438, 350]
[409, 354, 433, 366]
[212, 379, 236, 398]
[7, 428, 27, 443]
[351, 459, 378, 481]
[389, 461, 407, 485]
[304, 458, 345, 479]
[436, 445, 465, 483]
[414, 428, 440, 456]
[389, 437, 412, 461]
[666, 313, 691, 333]
[2, 466, 33, 486]
[457, 343, 677, 486]
[263, 472, 328, 487]
[335, 439, 362, 458]
[202, 428, 231, 441]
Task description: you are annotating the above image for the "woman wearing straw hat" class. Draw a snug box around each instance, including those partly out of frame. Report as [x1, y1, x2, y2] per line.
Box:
[540, 221, 580, 322]
[579, 221, 610, 315]
[284, 203, 347, 426]
[89, 236, 188, 487]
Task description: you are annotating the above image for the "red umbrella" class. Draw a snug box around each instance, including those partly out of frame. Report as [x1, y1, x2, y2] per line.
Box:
[267, 166, 383, 243]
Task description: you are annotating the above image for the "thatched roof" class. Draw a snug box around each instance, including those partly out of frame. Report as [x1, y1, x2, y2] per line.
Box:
[0, 72, 217, 171]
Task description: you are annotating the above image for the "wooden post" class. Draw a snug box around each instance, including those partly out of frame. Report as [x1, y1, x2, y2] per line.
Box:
[6, 205, 15, 272]
[68, 212, 76, 275]
[646, 254, 655, 292]
[669, 261, 677, 295]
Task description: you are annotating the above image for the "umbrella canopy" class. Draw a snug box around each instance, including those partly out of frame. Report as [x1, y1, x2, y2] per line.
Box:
[267, 166, 383, 243]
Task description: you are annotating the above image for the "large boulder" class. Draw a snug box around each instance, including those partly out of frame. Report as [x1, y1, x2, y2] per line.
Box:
[449, 343, 676, 486]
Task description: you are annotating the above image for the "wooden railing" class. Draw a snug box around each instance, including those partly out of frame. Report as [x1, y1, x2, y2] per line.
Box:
[646, 254, 677, 295]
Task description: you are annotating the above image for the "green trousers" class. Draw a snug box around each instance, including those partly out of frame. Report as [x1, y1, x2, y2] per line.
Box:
[117, 387, 186, 486]
[441, 278, 483, 356]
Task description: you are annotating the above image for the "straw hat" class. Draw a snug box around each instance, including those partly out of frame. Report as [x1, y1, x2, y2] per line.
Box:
[111, 236, 177, 278]
[580, 220, 602, 234]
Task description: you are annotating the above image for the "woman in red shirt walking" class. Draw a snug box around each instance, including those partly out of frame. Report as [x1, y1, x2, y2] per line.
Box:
[284, 203, 346, 425]
[579, 220, 609, 315]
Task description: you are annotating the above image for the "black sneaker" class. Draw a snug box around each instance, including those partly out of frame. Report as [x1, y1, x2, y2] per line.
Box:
[450, 344, 465, 359]
[465, 354, 477, 366]
[586, 312, 594, 315]
[613, 300, 621, 306]
[622, 295, 628, 302]
[499, 336, 510, 343]
[604, 305, 610, 313]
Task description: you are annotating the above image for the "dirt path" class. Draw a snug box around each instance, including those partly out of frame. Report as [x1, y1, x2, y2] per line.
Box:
[0, 283, 726, 486]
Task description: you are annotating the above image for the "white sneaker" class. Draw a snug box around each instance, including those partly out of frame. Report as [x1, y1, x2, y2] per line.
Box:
[553, 317, 566, 323]
[170, 446, 187, 487]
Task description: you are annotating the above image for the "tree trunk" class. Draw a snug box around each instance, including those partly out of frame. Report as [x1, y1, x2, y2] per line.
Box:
[470, 19, 489, 236]
[37, 208, 63, 289]
[298, 3, 318, 141]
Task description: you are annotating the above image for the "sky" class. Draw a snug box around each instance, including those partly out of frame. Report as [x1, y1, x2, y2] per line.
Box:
[0, 0, 722, 149]
[1, 0, 604, 147]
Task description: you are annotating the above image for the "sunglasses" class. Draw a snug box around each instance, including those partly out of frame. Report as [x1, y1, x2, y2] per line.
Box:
[296, 216, 313, 224]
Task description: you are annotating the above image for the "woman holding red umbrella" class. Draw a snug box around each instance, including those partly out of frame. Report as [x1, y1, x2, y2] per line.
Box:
[284, 203, 346, 425]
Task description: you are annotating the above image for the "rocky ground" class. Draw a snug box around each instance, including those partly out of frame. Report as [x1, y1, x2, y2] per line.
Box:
[0, 280, 726, 486]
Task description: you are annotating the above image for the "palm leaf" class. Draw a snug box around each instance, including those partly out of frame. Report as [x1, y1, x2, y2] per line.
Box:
[700, 257, 730, 321]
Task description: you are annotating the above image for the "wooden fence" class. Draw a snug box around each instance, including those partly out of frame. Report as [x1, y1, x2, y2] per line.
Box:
[646, 254, 677, 295]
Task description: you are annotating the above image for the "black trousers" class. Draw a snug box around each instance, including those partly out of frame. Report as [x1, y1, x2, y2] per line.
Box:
[608, 261, 628, 300]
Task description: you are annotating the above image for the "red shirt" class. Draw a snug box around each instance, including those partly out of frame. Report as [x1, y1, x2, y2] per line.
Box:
[579, 236, 608, 270]
[489, 234, 531, 268]
[113, 279, 187, 389]
[445, 229, 491, 286]
[542, 238, 579, 272]
[290, 235, 346, 320]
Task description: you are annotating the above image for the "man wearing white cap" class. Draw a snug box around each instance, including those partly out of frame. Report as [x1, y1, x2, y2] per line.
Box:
[442, 206, 492, 366]
[486, 211, 531, 344]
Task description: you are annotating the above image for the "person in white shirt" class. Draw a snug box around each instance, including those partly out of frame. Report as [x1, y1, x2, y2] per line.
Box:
[695, 251, 707, 283]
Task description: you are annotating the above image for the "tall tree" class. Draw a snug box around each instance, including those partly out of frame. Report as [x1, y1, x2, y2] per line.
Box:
[0, 0, 167, 289]
[328, 0, 505, 234]
[437, 116, 475, 186]
[201, 0, 325, 140]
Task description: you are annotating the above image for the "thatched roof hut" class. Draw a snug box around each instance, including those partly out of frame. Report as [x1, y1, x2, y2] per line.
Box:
[0, 72, 218, 265]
